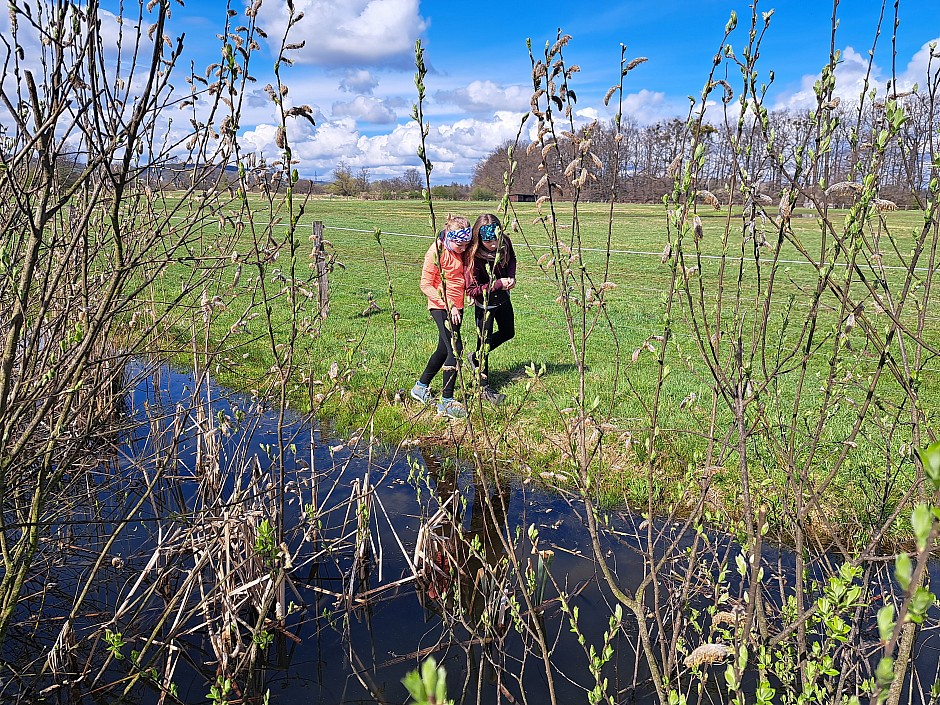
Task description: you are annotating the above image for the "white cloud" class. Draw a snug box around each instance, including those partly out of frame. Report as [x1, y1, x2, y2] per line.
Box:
[771, 39, 940, 112]
[435, 80, 530, 113]
[575, 107, 599, 122]
[773, 46, 878, 111]
[236, 110, 529, 182]
[897, 37, 940, 90]
[332, 96, 398, 124]
[619, 89, 688, 125]
[340, 69, 379, 94]
[255, 0, 428, 67]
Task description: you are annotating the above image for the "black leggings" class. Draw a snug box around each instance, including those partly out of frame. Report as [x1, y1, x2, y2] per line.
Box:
[419, 308, 463, 398]
[473, 300, 515, 378]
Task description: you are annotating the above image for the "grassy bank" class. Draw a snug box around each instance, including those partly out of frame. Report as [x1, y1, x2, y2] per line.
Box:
[147, 194, 937, 539]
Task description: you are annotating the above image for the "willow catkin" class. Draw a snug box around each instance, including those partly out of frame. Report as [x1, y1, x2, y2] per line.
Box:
[666, 154, 682, 178]
[624, 57, 648, 72]
[697, 190, 720, 209]
[684, 643, 732, 668]
[712, 611, 738, 627]
[825, 181, 862, 197]
[549, 35, 572, 56]
[693, 215, 704, 242]
[778, 191, 792, 219]
[564, 158, 580, 179]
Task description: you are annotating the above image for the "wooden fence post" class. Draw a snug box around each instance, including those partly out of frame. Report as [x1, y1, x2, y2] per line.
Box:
[311, 220, 329, 319]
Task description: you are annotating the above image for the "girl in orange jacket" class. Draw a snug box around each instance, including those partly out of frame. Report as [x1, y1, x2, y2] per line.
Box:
[410, 214, 477, 418]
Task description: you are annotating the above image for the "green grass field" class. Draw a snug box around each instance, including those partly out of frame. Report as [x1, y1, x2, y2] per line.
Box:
[149, 194, 938, 534]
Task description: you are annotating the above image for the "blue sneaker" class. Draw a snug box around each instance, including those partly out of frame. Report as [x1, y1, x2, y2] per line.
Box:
[437, 398, 467, 419]
[410, 382, 430, 404]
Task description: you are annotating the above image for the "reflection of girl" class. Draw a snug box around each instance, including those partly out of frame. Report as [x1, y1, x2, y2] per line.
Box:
[415, 448, 511, 633]
[410, 215, 477, 419]
[465, 214, 516, 405]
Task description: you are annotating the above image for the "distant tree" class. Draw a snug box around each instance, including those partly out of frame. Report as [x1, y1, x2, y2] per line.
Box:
[330, 160, 357, 196]
[355, 167, 370, 195]
[295, 178, 325, 195]
[470, 185, 497, 201]
[430, 182, 470, 200]
[403, 167, 423, 191]
[472, 139, 541, 197]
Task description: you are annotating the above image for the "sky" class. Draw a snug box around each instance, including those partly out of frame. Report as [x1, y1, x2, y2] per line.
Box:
[5, 1, 940, 184]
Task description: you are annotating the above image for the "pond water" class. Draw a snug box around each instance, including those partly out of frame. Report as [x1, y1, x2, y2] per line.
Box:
[2, 361, 938, 704]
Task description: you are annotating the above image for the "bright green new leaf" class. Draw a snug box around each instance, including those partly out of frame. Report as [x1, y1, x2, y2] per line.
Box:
[895, 552, 913, 591]
[917, 441, 940, 489]
[875, 656, 895, 690]
[909, 588, 935, 624]
[877, 603, 895, 642]
[912, 504, 933, 551]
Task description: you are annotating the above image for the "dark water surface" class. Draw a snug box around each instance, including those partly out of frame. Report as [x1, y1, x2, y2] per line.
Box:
[4, 362, 939, 704]
[2, 362, 656, 704]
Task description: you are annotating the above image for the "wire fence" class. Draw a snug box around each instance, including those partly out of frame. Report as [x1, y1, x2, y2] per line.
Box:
[155, 212, 940, 371]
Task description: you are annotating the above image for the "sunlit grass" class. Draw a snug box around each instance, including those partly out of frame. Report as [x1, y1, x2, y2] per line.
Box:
[149, 195, 937, 525]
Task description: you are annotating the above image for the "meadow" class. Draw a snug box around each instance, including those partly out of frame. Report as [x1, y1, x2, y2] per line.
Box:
[151, 194, 938, 535]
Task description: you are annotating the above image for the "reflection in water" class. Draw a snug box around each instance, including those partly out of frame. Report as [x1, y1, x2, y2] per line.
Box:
[3, 363, 938, 705]
[414, 449, 514, 666]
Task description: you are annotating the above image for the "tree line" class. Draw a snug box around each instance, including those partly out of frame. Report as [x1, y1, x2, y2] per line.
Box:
[472, 95, 938, 206]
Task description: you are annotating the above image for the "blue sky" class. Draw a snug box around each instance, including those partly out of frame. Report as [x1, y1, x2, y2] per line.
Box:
[6, 1, 937, 184]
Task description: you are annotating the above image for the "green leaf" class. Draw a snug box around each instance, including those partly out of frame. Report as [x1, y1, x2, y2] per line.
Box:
[895, 552, 913, 592]
[402, 669, 426, 702]
[725, 663, 738, 690]
[909, 588, 935, 623]
[877, 604, 895, 643]
[875, 656, 895, 690]
[918, 441, 940, 489]
[912, 504, 934, 551]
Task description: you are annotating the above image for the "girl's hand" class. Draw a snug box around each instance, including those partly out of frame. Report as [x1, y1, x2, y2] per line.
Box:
[501, 277, 516, 290]
[450, 306, 462, 326]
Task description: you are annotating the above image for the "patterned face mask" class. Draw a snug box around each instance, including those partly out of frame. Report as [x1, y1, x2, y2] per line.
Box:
[478, 223, 499, 242]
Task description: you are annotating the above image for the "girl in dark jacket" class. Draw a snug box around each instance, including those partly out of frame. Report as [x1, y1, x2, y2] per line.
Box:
[465, 214, 516, 404]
